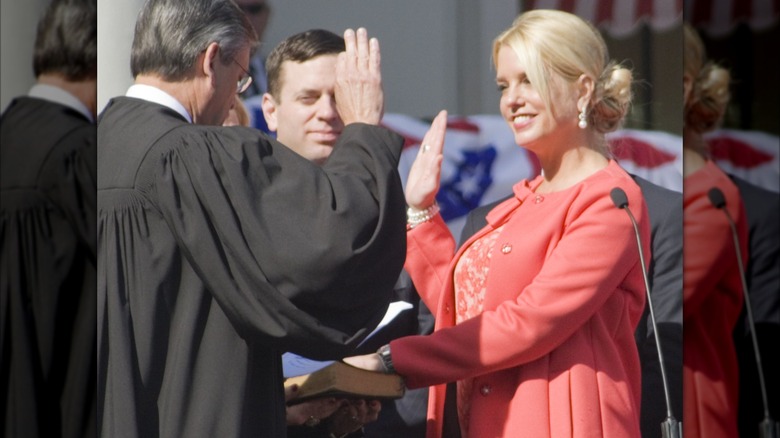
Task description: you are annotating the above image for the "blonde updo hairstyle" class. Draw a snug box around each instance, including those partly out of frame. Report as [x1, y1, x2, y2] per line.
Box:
[493, 10, 632, 153]
[684, 23, 730, 134]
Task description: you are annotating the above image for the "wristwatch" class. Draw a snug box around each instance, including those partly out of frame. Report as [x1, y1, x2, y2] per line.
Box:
[377, 344, 395, 374]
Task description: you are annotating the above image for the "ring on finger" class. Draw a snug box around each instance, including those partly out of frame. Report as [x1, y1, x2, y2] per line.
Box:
[422, 143, 430, 153]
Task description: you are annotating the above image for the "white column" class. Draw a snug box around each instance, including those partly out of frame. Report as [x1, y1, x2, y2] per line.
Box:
[97, 0, 145, 113]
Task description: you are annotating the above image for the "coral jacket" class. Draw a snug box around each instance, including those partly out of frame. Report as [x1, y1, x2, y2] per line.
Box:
[683, 161, 747, 438]
[391, 161, 649, 438]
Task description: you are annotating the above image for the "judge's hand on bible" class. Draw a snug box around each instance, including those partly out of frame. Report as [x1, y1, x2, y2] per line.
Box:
[285, 383, 381, 434]
[328, 399, 382, 436]
[285, 384, 342, 426]
[335, 27, 384, 126]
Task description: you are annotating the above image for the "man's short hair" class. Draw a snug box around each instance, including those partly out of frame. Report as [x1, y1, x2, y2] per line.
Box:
[130, 0, 256, 81]
[33, 0, 97, 80]
[265, 29, 345, 100]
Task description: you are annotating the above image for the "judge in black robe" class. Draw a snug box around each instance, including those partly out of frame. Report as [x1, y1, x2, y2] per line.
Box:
[97, 4, 405, 434]
[98, 95, 405, 437]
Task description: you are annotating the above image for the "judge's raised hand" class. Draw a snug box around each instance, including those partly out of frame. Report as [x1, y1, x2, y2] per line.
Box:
[335, 27, 383, 125]
[405, 110, 448, 210]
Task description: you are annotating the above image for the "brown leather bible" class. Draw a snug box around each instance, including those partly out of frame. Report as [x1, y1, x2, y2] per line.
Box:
[284, 361, 405, 405]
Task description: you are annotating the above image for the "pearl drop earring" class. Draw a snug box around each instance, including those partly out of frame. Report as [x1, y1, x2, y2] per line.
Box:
[578, 109, 588, 129]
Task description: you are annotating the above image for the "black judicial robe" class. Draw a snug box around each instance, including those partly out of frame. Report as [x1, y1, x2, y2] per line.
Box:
[1, 97, 97, 438]
[96, 97, 406, 437]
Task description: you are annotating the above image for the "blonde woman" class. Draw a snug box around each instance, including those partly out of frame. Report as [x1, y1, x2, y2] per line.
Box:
[346, 10, 647, 438]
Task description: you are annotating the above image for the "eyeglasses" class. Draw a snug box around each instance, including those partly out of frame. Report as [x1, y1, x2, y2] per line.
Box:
[234, 58, 253, 95]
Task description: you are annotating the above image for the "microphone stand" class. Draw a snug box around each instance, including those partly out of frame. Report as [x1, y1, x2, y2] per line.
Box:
[610, 188, 681, 438]
[708, 188, 779, 438]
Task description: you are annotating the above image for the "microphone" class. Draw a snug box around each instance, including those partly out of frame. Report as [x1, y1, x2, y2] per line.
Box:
[707, 187, 778, 438]
[610, 187, 681, 438]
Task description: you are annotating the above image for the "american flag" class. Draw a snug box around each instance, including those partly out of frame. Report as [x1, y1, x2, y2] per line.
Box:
[383, 113, 778, 236]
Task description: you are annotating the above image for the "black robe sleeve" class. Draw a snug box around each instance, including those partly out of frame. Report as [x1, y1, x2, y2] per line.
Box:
[144, 123, 406, 357]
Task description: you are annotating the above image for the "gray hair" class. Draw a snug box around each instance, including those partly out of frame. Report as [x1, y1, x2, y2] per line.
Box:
[131, 0, 256, 80]
[34, 0, 97, 80]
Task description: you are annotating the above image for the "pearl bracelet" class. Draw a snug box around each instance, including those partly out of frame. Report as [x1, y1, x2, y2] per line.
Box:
[406, 203, 440, 229]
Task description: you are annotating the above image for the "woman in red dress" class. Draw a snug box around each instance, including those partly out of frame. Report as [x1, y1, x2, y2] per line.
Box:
[346, 10, 649, 438]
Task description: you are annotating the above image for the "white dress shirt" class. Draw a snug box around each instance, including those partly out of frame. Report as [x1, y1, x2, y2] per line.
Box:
[126, 84, 192, 123]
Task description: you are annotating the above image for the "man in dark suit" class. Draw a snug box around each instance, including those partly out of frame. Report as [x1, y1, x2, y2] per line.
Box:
[629, 176, 684, 437]
[260, 29, 432, 438]
[459, 174, 683, 438]
[729, 175, 780, 437]
[1, 1, 97, 436]
[96, 1, 406, 436]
